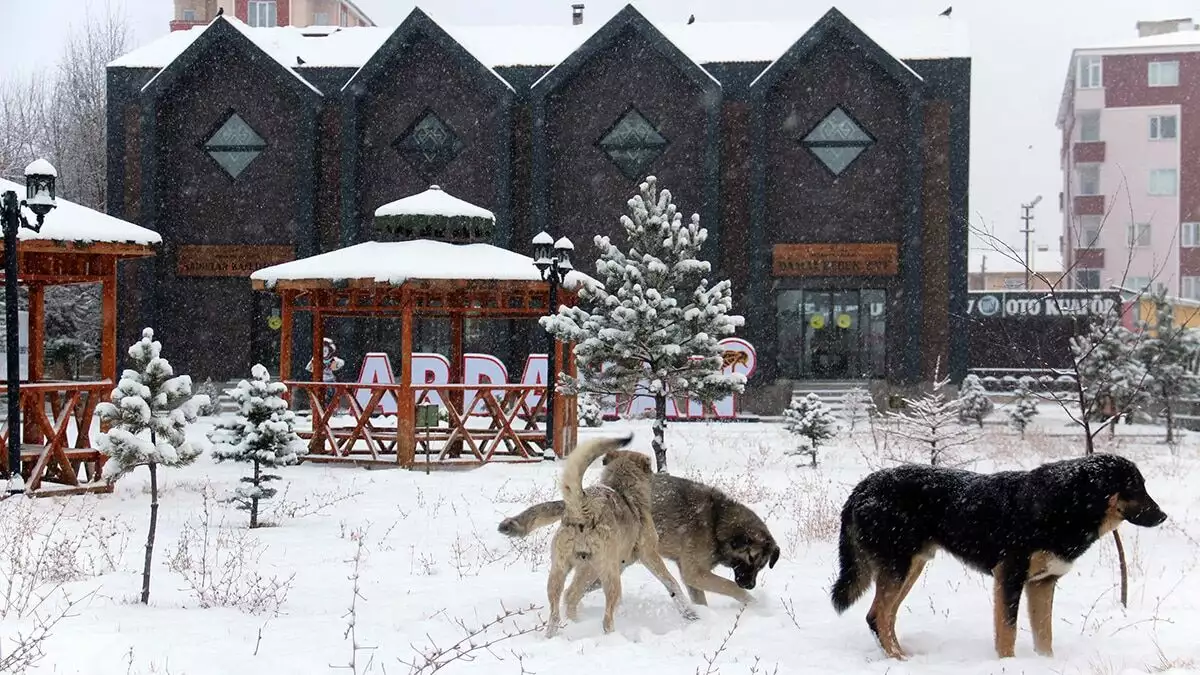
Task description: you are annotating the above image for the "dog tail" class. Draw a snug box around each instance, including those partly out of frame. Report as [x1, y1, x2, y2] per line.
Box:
[831, 499, 871, 614]
[560, 435, 634, 522]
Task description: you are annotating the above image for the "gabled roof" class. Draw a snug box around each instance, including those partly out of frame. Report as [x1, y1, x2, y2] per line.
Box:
[749, 8, 922, 97]
[140, 16, 323, 101]
[342, 7, 513, 96]
[531, 4, 718, 95]
[109, 9, 969, 82]
[0, 178, 161, 249]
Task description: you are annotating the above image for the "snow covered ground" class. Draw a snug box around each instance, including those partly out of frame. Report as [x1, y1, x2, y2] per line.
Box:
[3, 409, 1199, 674]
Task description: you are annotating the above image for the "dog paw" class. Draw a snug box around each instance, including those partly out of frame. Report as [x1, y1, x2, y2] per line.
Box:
[545, 623, 561, 638]
[681, 607, 700, 622]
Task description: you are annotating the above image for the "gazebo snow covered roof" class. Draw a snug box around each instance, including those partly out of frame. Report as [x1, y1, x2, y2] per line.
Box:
[0, 178, 161, 252]
[372, 186, 496, 242]
[250, 239, 595, 290]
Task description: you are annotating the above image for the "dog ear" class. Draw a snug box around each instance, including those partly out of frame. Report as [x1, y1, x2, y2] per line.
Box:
[769, 545, 780, 569]
[602, 452, 617, 466]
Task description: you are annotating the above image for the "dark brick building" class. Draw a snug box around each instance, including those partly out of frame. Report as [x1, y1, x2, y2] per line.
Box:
[106, 6, 970, 405]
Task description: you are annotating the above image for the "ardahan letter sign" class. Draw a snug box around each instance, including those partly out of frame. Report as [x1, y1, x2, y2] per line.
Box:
[353, 338, 758, 420]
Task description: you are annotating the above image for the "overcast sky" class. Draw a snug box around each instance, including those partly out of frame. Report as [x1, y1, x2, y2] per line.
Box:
[2, 0, 1196, 272]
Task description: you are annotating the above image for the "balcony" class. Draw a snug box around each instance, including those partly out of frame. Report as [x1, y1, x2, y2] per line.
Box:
[1073, 195, 1105, 216]
[170, 18, 207, 32]
[1073, 248, 1105, 269]
[1072, 141, 1106, 163]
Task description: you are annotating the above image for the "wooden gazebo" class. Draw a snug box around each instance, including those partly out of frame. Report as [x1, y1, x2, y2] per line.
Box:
[0, 178, 160, 495]
[251, 239, 593, 468]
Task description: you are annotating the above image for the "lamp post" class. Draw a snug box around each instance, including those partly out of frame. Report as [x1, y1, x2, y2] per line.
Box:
[532, 231, 573, 461]
[1, 159, 58, 494]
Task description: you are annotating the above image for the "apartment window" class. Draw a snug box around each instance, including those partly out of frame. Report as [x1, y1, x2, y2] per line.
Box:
[248, 0, 277, 27]
[1078, 164, 1100, 195]
[340, 7, 349, 26]
[1149, 115, 1178, 140]
[1076, 269, 1101, 290]
[182, 9, 197, 21]
[1079, 111, 1101, 142]
[1149, 169, 1178, 196]
[1183, 276, 1200, 300]
[1127, 222, 1151, 247]
[1148, 61, 1180, 87]
[314, 12, 330, 25]
[1126, 276, 1152, 292]
[1079, 215, 1102, 248]
[1183, 222, 1200, 247]
[1078, 55, 1103, 89]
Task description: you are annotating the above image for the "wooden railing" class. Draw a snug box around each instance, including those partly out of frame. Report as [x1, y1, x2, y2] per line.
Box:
[287, 380, 576, 468]
[0, 381, 113, 493]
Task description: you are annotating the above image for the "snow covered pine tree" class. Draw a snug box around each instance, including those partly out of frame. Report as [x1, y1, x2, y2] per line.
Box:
[1008, 381, 1039, 437]
[209, 364, 305, 528]
[1135, 291, 1200, 444]
[783, 393, 838, 467]
[956, 374, 994, 427]
[887, 372, 974, 466]
[542, 176, 745, 473]
[96, 327, 209, 604]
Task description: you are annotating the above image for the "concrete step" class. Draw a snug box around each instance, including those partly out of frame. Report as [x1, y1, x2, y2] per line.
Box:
[790, 380, 871, 414]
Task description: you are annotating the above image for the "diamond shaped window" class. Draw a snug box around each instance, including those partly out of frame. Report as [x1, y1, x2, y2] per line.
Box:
[800, 107, 874, 176]
[204, 113, 266, 179]
[598, 108, 669, 180]
[393, 111, 465, 179]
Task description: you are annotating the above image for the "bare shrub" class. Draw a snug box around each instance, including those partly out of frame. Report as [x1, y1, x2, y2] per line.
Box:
[1, 498, 126, 619]
[0, 590, 89, 674]
[166, 486, 294, 614]
[268, 482, 364, 522]
[769, 475, 840, 556]
[397, 603, 545, 674]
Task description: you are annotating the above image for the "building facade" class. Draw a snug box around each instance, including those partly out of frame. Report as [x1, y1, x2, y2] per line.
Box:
[170, 0, 373, 32]
[107, 6, 970, 407]
[1058, 18, 1200, 299]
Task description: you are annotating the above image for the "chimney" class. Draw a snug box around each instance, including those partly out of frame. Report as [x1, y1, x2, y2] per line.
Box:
[572, 4, 584, 25]
[1136, 17, 1197, 38]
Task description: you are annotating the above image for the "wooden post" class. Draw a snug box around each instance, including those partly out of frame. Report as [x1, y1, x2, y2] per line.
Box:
[311, 294, 324, 382]
[24, 283, 44, 445]
[27, 283, 44, 383]
[101, 270, 118, 383]
[397, 290, 416, 467]
[447, 309, 464, 458]
[279, 290, 293, 381]
[552, 338, 565, 457]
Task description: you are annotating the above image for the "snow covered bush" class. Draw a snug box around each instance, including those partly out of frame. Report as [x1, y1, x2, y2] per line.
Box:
[542, 176, 745, 472]
[96, 327, 209, 604]
[577, 392, 605, 428]
[841, 388, 875, 432]
[783, 393, 838, 467]
[208, 364, 305, 528]
[1008, 382, 1039, 437]
[887, 374, 974, 466]
[957, 374, 994, 428]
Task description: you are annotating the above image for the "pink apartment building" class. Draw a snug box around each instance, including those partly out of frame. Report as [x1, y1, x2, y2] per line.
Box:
[1058, 18, 1200, 298]
[170, 0, 373, 32]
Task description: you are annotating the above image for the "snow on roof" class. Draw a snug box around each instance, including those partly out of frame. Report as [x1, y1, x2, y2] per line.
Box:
[0, 178, 161, 247]
[250, 240, 596, 290]
[109, 9, 968, 77]
[373, 186, 495, 220]
[1075, 27, 1200, 54]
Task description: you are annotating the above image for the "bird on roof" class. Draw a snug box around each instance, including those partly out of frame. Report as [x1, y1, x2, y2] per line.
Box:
[939, 6, 952, 17]
[297, 56, 306, 65]
[687, 14, 695, 25]
[216, 6, 224, 16]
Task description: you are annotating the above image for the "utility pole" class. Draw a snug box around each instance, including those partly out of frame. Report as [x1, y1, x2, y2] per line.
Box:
[1021, 195, 1043, 289]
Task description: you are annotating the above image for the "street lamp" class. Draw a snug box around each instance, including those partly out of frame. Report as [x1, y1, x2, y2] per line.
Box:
[532, 231, 573, 461]
[1, 159, 57, 494]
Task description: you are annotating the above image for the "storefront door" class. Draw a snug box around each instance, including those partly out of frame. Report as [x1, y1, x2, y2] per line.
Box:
[776, 289, 886, 379]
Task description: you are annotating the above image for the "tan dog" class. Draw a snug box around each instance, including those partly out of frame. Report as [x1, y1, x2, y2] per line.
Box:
[545, 435, 698, 637]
